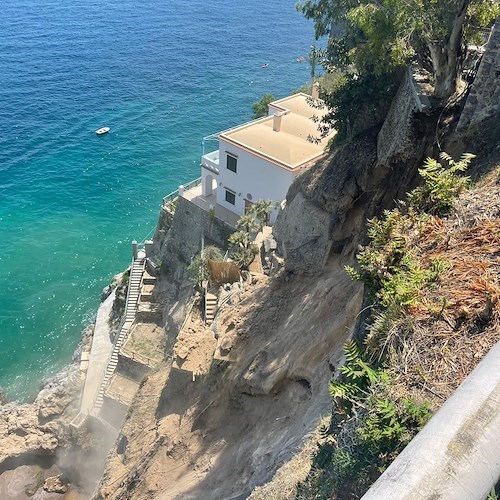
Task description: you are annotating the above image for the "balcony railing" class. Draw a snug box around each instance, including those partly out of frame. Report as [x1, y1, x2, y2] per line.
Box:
[201, 150, 220, 174]
[162, 189, 179, 206]
[161, 176, 238, 227]
[162, 177, 202, 212]
[179, 176, 202, 194]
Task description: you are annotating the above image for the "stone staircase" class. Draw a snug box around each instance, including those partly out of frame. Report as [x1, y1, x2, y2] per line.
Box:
[136, 270, 161, 320]
[205, 292, 218, 325]
[91, 256, 146, 415]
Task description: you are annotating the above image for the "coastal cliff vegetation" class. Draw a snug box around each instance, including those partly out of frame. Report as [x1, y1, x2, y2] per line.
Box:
[294, 153, 500, 498]
[2, 1, 498, 499]
[95, 6, 498, 494]
[297, 0, 499, 140]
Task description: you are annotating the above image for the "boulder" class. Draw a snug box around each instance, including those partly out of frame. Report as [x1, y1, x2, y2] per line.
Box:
[43, 474, 69, 494]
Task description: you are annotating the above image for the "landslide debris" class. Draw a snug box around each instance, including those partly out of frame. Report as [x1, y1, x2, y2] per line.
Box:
[96, 261, 363, 499]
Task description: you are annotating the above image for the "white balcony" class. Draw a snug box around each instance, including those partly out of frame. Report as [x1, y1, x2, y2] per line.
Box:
[181, 183, 239, 227]
[201, 150, 220, 174]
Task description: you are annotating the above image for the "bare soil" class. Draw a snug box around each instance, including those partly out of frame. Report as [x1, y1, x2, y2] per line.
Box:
[96, 260, 363, 499]
[124, 324, 165, 362]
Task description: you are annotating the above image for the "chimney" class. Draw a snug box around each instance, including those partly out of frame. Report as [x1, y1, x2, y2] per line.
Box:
[273, 111, 286, 132]
[312, 82, 320, 100]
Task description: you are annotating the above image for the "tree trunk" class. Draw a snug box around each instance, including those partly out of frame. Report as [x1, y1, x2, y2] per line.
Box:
[428, 0, 470, 99]
[428, 42, 460, 99]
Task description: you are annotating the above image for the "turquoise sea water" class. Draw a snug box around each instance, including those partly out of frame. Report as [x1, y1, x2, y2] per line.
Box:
[0, 0, 315, 399]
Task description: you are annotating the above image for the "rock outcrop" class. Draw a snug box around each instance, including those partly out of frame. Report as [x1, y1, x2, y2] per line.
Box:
[0, 365, 80, 472]
[43, 474, 69, 493]
[274, 67, 441, 274]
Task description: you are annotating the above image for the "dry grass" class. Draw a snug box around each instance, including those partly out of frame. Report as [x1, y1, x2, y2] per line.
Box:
[386, 174, 500, 409]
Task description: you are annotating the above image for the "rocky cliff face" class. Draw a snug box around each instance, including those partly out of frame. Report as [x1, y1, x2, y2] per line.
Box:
[0, 327, 93, 500]
[0, 326, 93, 475]
[96, 36, 499, 498]
[457, 19, 500, 132]
[273, 53, 500, 277]
[274, 107, 436, 273]
[0, 370, 77, 471]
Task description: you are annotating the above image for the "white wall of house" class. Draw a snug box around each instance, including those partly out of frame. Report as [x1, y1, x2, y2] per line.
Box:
[213, 139, 295, 223]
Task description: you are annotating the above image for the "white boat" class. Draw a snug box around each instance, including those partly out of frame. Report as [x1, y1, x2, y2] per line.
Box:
[96, 127, 110, 135]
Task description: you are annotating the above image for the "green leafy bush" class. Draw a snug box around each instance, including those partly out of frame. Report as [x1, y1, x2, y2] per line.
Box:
[299, 152, 474, 498]
[408, 152, 475, 215]
[252, 93, 275, 118]
[345, 151, 470, 357]
[316, 71, 400, 143]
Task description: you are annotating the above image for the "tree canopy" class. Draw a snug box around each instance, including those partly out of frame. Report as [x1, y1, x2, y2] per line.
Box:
[298, 0, 499, 98]
[252, 93, 275, 118]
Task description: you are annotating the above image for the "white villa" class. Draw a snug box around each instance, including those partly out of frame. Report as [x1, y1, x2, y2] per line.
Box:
[178, 86, 335, 226]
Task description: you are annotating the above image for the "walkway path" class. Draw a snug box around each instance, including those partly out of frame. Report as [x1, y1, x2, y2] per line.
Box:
[92, 255, 146, 415]
[71, 254, 146, 429]
[71, 290, 115, 428]
[80, 290, 115, 413]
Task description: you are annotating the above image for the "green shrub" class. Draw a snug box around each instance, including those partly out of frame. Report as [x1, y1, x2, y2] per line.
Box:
[299, 342, 430, 499]
[298, 152, 475, 499]
[408, 152, 474, 215]
[252, 93, 275, 118]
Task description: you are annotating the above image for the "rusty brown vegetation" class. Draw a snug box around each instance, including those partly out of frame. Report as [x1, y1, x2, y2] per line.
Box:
[388, 170, 500, 409]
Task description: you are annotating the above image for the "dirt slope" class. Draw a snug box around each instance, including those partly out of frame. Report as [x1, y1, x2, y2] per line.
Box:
[96, 259, 363, 499]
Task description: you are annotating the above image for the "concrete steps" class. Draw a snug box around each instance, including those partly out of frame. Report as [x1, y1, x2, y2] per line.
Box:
[205, 293, 218, 325]
[92, 257, 146, 414]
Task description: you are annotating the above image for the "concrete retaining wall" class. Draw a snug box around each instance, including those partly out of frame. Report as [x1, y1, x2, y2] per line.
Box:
[117, 352, 150, 381]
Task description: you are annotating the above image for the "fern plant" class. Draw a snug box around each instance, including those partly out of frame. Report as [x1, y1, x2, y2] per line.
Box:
[321, 340, 431, 494]
[408, 152, 475, 215]
[329, 341, 388, 409]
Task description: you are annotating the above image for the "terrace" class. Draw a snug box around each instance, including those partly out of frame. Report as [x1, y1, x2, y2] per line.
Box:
[162, 176, 239, 228]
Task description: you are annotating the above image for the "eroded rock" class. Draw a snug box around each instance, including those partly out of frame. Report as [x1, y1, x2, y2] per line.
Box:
[0, 366, 81, 470]
[43, 474, 69, 493]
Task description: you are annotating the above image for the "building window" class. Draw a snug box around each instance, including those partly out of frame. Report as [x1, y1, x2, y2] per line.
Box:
[226, 155, 237, 173]
[225, 189, 236, 205]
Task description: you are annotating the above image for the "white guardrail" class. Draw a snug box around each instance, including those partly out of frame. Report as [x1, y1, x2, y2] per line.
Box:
[362, 340, 500, 500]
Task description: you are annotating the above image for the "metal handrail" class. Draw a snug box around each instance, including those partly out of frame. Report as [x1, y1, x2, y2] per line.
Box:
[181, 176, 202, 192]
[162, 177, 202, 208]
[121, 345, 158, 367]
[163, 189, 179, 205]
[106, 386, 134, 405]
